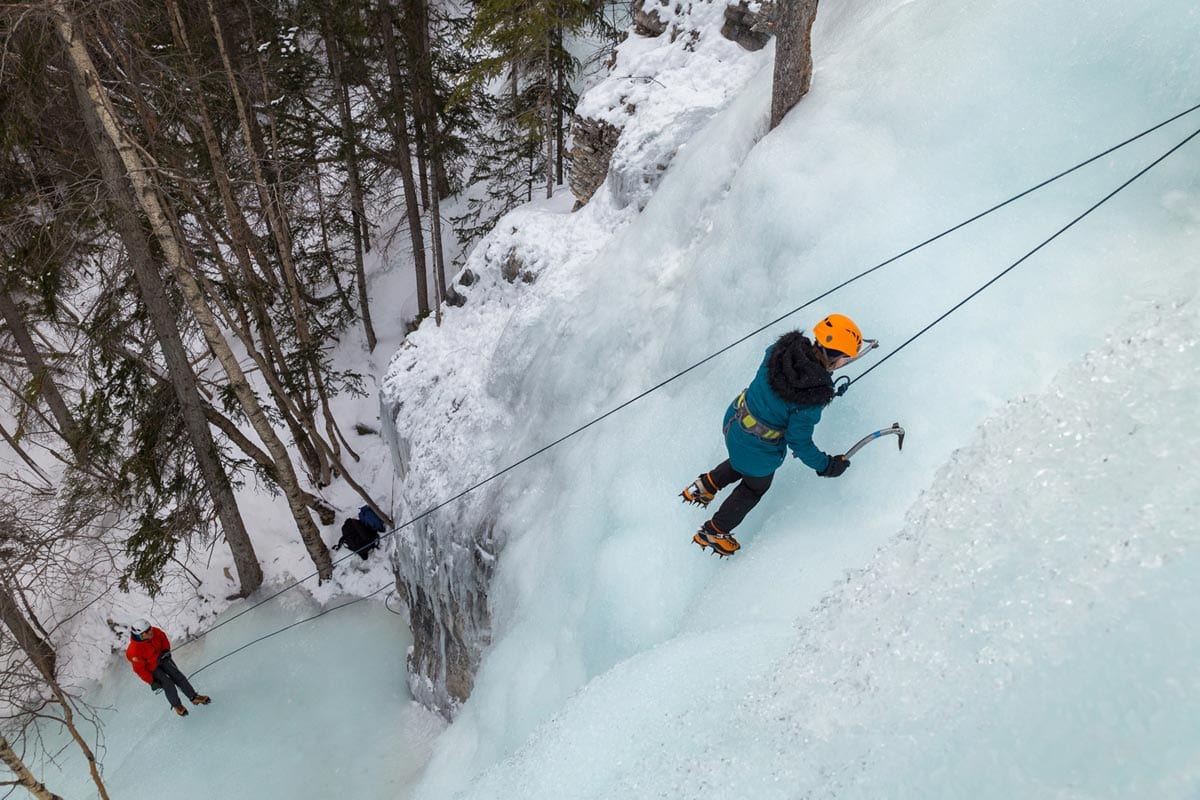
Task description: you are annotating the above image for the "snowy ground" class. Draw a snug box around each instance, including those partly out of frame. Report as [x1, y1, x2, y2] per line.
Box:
[16, 0, 1200, 797]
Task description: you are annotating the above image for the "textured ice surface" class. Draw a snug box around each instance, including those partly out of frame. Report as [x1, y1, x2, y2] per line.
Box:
[400, 0, 1200, 795]
[452, 299, 1200, 799]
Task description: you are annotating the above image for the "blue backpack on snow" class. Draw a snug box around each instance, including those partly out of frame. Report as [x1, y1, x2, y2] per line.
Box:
[357, 505, 386, 533]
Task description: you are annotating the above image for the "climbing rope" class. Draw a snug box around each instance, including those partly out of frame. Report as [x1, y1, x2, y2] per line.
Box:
[188, 584, 391, 677]
[175, 101, 1200, 669]
[851, 119, 1200, 387]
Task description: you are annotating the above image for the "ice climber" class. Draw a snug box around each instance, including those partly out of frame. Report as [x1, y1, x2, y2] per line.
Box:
[126, 619, 211, 717]
[681, 314, 864, 556]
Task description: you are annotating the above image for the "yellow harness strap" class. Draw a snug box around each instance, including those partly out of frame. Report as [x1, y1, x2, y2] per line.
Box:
[735, 391, 783, 441]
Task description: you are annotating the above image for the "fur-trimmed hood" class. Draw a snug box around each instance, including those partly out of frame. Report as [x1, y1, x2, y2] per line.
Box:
[766, 331, 834, 407]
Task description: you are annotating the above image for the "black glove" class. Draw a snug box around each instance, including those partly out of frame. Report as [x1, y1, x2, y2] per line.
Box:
[817, 454, 850, 478]
[150, 680, 162, 693]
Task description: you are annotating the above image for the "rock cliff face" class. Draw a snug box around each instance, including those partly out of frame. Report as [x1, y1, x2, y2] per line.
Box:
[381, 214, 599, 720]
[381, 339, 510, 719]
[567, 0, 777, 212]
[391, 492, 501, 716]
[720, 0, 775, 51]
[566, 116, 622, 209]
[632, 0, 671, 37]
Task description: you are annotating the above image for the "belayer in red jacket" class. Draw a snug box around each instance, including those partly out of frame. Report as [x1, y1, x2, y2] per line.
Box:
[126, 620, 211, 717]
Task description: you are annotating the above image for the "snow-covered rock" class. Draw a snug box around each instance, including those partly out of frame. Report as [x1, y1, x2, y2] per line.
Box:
[569, 0, 767, 210]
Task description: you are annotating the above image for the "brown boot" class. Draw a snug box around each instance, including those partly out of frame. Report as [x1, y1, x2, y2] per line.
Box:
[173, 705, 189, 717]
[191, 695, 211, 705]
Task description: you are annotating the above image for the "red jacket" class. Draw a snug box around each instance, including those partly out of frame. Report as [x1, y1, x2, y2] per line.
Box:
[126, 627, 171, 683]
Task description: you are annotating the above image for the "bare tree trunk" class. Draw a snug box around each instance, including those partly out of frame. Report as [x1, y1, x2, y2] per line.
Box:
[51, 1, 333, 582]
[0, 734, 63, 800]
[415, 0, 450, 201]
[378, 0, 429, 317]
[44, 680, 110, 800]
[555, 24, 565, 186]
[769, 0, 819, 130]
[0, 420, 53, 485]
[544, 35, 555, 199]
[1, 580, 109, 798]
[205, 0, 347, 475]
[0, 584, 56, 679]
[415, 121, 431, 210]
[319, 9, 378, 352]
[0, 288, 83, 462]
[399, 0, 447, 316]
[430, 191, 446, 326]
[403, 0, 449, 206]
[47, 24, 266, 595]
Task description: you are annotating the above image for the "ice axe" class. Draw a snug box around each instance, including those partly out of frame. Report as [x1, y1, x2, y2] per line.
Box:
[843, 422, 905, 460]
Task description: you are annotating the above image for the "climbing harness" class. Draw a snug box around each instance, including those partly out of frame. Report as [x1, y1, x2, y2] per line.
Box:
[731, 390, 784, 441]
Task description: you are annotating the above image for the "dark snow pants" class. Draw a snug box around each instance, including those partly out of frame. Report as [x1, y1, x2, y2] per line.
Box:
[708, 459, 775, 534]
[152, 652, 198, 709]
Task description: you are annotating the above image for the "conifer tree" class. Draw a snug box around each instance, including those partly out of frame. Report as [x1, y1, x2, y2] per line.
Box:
[455, 0, 616, 253]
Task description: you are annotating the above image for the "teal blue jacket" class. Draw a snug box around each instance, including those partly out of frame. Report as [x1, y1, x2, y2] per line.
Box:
[722, 345, 832, 478]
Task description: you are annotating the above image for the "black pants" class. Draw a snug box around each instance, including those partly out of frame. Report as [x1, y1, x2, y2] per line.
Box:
[708, 459, 774, 534]
[152, 652, 198, 708]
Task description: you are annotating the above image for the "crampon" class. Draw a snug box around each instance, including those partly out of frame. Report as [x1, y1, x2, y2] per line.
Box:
[680, 474, 718, 508]
[692, 525, 740, 557]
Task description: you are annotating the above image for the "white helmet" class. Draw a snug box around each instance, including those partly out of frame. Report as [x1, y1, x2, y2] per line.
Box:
[131, 619, 151, 636]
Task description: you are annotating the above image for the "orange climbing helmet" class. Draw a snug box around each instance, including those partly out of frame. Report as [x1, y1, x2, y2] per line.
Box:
[812, 314, 863, 357]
